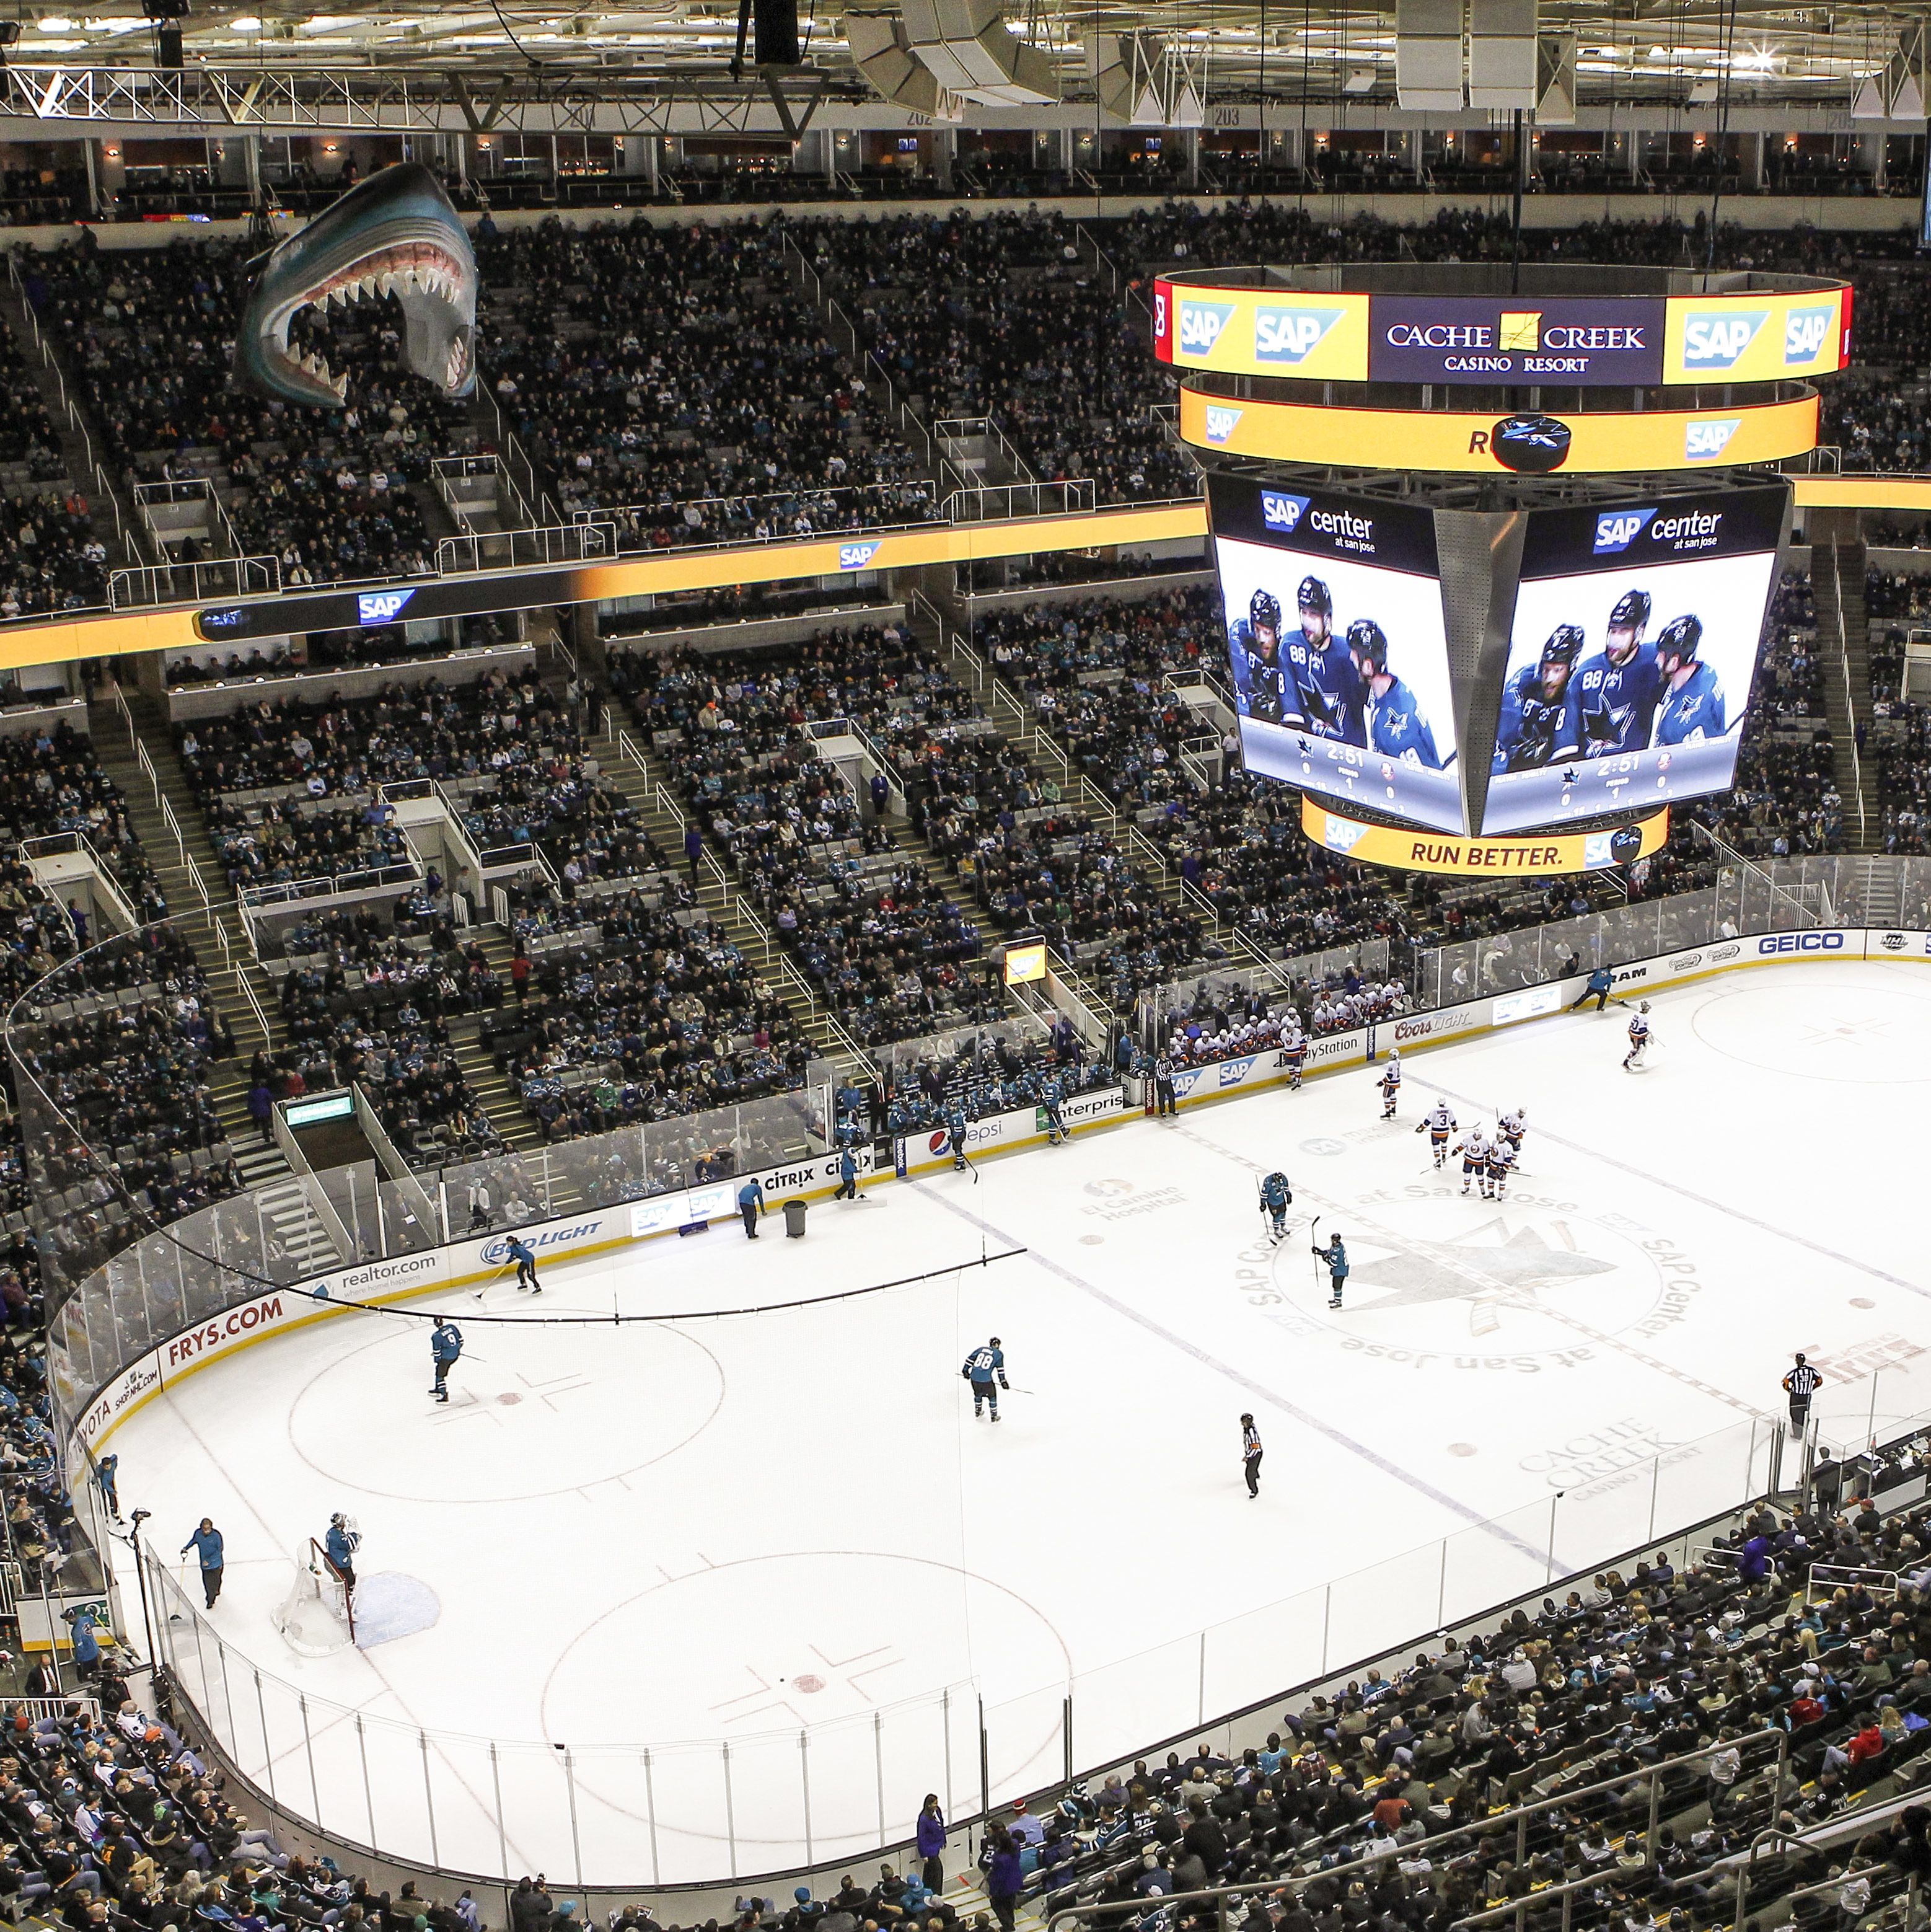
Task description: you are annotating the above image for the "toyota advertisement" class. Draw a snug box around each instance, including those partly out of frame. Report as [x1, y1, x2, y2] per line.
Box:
[1481, 483, 1787, 836]
[1209, 475, 1461, 834]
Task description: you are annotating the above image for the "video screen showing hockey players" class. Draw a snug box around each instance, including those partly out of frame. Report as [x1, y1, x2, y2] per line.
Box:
[1209, 479, 1461, 835]
[1480, 485, 1786, 836]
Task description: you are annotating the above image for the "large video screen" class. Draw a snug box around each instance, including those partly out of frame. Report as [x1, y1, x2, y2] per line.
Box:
[1208, 478, 1461, 834]
[1481, 485, 1785, 835]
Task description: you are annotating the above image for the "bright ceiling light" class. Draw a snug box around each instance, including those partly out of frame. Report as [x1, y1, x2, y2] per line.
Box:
[36, 16, 75, 29]
[229, 13, 262, 25]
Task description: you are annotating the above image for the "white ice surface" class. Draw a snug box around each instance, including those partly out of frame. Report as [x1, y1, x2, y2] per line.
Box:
[108, 961, 1931, 1883]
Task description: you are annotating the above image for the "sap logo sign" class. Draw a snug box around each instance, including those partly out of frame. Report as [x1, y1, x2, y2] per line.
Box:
[1320, 814, 1370, 855]
[1784, 304, 1834, 364]
[1757, 931, 1845, 955]
[1260, 491, 1310, 532]
[1176, 299, 1237, 355]
[1255, 305, 1345, 364]
[838, 540, 883, 570]
[356, 589, 415, 625]
[1684, 418, 1740, 461]
[1216, 1054, 1258, 1088]
[1681, 311, 1767, 369]
[1203, 405, 1244, 445]
[1593, 508, 1658, 554]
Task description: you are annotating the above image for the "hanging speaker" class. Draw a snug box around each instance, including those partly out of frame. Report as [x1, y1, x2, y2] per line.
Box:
[157, 20, 184, 66]
[754, 0, 801, 68]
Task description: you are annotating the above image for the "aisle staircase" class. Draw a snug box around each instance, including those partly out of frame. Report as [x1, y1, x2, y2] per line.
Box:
[1815, 537, 1883, 851]
[594, 723, 872, 1079]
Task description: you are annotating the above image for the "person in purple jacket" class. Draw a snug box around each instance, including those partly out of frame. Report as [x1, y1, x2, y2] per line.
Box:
[915, 1794, 946, 1893]
[983, 1828, 1023, 1932]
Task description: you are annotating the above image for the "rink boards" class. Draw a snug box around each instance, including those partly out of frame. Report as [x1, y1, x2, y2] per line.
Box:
[66, 923, 1925, 1462]
[1162, 924, 1931, 1106]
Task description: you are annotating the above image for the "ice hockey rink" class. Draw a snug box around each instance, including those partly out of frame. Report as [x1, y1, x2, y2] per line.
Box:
[102, 958, 1931, 1884]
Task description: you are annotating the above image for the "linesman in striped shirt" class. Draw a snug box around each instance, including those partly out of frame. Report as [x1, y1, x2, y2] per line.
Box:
[1241, 1414, 1262, 1498]
[1783, 1353, 1823, 1437]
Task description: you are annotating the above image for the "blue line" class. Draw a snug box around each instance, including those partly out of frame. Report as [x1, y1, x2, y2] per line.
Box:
[914, 1179, 1550, 1568]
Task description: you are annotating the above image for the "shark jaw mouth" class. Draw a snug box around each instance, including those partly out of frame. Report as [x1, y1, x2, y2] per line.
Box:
[268, 239, 473, 405]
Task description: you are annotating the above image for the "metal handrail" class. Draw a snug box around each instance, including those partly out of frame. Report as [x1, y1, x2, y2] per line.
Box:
[1828, 542, 1870, 847]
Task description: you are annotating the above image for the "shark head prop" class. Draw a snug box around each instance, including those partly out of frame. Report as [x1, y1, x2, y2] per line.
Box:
[233, 161, 477, 408]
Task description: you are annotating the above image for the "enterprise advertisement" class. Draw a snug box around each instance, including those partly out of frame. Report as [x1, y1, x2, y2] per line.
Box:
[1481, 484, 1787, 836]
[1209, 476, 1461, 834]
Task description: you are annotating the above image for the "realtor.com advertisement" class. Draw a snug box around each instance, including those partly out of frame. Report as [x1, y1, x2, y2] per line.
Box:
[1210, 475, 1462, 836]
[1482, 484, 1787, 836]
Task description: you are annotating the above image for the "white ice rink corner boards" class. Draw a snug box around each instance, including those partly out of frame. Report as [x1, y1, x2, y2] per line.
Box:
[1164, 925, 1926, 1106]
[67, 925, 1916, 1457]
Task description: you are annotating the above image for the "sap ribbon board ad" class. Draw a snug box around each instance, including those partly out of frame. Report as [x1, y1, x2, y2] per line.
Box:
[1209, 476, 1461, 834]
[1482, 483, 1787, 834]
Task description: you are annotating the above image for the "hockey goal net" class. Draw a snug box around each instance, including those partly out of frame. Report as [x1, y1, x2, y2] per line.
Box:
[269, 1538, 356, 1656]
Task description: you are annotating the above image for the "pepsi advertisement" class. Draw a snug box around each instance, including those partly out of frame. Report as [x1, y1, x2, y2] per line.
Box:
[1481, 483, 1787, 836]
[1208, 476, 1461, 835]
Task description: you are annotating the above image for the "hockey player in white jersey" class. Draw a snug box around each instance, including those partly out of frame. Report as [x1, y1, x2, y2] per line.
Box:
[1452, 1124, 1491, 1198]
[1415, 1098, 1457, 1168]
[1496, 1108, 1527, 1157]
[1485, 1136, 1517, 1201]
[1623, 1002, 1653, 1072]
[1281, 1018, 1308, 1091]
[1376, 1048, 1402, 1120]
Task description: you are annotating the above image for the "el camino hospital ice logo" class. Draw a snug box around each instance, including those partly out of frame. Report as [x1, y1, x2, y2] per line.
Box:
[1255, 305, 1346, 364]
[1203, 405, 1244, 445]
[1176, 299, 1237, 356]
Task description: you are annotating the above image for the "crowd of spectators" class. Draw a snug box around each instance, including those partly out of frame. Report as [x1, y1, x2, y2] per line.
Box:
[876, 1012, 1117, 1136]
[268, 915, 506, 1168]
[993, 1452, 1931, 1932]
[611, 626, 1011, 1045]
[0, 721, 169, 921]
[32, 235, 472, 586]
[474, 216, 933, 542]
[480, 890, 814, 1136]
[796, 207, 1196, 505]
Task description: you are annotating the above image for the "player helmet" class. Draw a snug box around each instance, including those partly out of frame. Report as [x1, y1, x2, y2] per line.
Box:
[1347, 619, 1389, 669]
[990, 1335, 1001, 1346]
[1388, 1047, 1399, 1059]
[1655, 614, 1704, 664]
[1638, 1001, 1650, 1012]
[1297, 575, 1333, 616]
[1540, 624, 1585, 668]
[1609, 589, 1653, 630]
[1250, 588, 1282, 634]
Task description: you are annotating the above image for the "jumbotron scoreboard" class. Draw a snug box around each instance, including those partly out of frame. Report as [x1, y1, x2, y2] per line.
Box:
[1156, 264, 1849, 873]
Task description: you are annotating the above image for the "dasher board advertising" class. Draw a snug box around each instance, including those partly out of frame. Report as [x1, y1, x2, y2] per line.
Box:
[1210, 477, 1461, 835]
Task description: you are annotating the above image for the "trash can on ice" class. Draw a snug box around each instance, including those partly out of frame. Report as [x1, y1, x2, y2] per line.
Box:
[782, 1198, 809, 1238]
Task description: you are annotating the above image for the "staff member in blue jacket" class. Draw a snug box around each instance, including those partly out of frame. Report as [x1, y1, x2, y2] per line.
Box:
[915, 1794, 947, 1892]
[180, 1518, 224, 1608]
[738, 1176, 765, 1238]
[1570, 965, 1614, 1013]
[508, 1235, 541, 1294]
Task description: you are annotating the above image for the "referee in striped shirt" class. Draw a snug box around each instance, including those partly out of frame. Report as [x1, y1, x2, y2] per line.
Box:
[1784, 1354, 1823, 1437]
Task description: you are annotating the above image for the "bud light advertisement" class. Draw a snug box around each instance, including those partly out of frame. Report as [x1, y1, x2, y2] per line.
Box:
[1208, 475, 1462, 835]
[1481, 482, 1787, 835]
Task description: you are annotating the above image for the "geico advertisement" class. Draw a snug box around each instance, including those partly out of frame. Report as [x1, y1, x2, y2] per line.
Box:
[1302, 796, 1670, 875]
[1663, 287, 1850, 385]
[1154, 280, 1371, 381]
[1180, 389, 1819, 475]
